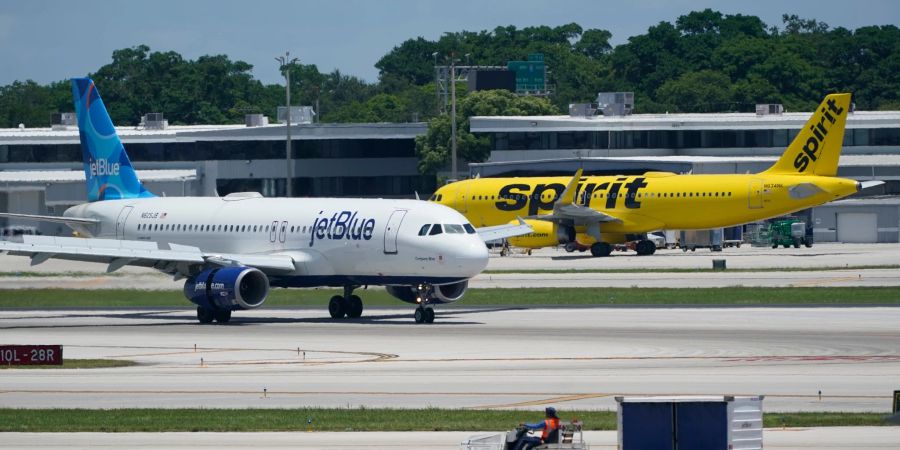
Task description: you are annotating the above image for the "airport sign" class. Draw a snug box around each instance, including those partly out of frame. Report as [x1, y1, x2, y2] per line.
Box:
[0, 345, 63, 365]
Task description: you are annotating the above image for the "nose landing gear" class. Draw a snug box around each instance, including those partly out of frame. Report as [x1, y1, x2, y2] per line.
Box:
[413, 284, 436, 324]
[328, 285, 364, 319]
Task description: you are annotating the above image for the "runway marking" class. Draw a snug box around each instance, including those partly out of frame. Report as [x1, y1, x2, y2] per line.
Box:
[473, 393, 613, 409]
[65, 344, 399, 366]
[791, 276, 864, 287]
[380, 355, 900, 364]
[0, 389, 890, 402]
[38, 345, 900, 367]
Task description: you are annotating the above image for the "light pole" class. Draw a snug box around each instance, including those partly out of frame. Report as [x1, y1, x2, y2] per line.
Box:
[432, 52, 439, 114]
[276, 52, 299, 197]
[450, 53, 458, 181]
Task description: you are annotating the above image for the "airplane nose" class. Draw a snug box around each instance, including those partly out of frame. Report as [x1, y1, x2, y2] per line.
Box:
[452, 238, 489, 275]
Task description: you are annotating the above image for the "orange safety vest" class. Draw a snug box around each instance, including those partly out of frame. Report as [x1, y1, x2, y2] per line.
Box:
[541, 417, 560, 441]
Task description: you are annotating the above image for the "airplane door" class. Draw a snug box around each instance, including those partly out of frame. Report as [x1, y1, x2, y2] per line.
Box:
[383, 210, 408, 254]
[279, 221, 288, 243]
[458, 185, 469, 214]
[115, 206, 133, 239]
[749, 180, 764, 209]
[269, 220, 278, 242]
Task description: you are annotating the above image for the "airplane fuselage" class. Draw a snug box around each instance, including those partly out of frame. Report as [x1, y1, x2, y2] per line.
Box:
[437, 172, 859, 241]
[65, 195, 489, 287]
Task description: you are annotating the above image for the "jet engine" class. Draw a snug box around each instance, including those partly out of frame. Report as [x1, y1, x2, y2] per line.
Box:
[184, 266, 270, 311]
[386, 280, 468, 304]
[507, 219, 575, 248]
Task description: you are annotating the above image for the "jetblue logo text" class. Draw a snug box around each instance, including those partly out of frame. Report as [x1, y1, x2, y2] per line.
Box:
[496, 177, 649, 215]
[309, 210, 376, 247]
[794, 97, 844, 172]
[89, 159, 120, 177]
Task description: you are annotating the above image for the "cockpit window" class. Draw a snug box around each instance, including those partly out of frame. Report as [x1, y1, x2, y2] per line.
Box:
[444, 224, 465, 234]
[464, 224, 476, 234]
[418, 224, 430, 236]
[428, 224, 443, 235]
[437, 194, 443, 201]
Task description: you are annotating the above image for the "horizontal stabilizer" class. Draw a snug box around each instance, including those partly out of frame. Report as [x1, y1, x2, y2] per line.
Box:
[0, 212, 99, 225]
[858, 180, 885, 191]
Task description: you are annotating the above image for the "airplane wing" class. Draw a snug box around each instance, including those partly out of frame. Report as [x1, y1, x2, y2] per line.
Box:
[527, 204, 622, 223]
[525, 169, 623, 224]
[0, 235, 296, 275]
[476, 218, 533, 242]
[0, 212, 99, 226]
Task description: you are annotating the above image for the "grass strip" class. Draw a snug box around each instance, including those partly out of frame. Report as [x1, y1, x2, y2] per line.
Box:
[0, 408, 889, 432]
[484, 265, 900, 274]
[0, 359, 136, 370]
[0, 287, 899, 309]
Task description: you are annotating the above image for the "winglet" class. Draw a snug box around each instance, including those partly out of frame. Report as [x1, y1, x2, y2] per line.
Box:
[557, 169, 584, 206]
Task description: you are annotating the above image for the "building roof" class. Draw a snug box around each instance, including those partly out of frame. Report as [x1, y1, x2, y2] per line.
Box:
[0, 122, 426, 145]
[470, 110, 900, 132]
[0, 169, 196, 183]
[823, 196, 900, 206]
[470, 154, 900, 167]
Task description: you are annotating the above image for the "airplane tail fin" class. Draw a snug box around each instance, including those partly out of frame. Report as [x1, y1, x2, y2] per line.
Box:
[71, 78, 155, 202]
[762, 93, 851, 177]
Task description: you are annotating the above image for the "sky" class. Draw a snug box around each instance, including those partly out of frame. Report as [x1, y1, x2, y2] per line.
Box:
[0, 0, 897, 86]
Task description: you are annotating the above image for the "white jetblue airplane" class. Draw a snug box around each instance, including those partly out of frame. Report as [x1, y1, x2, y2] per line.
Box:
[0, 78, 529, 324]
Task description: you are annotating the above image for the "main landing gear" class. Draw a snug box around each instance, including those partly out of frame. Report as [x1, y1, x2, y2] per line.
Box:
[590, 242, 613, 257]
[413, 284, 436, 324]
[196, 307, 232, 324]
[635, 239, 657, 256]
[328, 285, 364, 319]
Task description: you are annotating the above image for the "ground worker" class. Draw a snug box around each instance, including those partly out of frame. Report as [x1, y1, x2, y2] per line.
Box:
[516, 406, 560, 450]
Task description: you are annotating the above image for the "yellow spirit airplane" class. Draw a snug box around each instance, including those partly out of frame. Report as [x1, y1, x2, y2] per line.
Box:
[432, 93, 883, 257]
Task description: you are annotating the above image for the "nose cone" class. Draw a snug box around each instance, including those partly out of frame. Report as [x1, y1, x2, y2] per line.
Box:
[455, 236, 489, 275]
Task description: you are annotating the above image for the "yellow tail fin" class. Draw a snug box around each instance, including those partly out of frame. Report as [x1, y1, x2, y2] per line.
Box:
[763, 93, 850, 177]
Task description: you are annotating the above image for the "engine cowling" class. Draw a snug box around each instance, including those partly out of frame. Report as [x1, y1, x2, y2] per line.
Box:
[386, 280, 468, 304]
[184, 266, 270, 311]
[507, 220, 575, 249]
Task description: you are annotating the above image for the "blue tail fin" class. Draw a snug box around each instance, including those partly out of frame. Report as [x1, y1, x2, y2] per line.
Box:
[71, 78, 154, 202]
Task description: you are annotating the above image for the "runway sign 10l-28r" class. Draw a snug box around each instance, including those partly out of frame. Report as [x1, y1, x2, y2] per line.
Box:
[0, 345, 63, 365]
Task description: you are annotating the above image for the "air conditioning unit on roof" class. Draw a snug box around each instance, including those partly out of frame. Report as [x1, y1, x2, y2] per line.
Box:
[597, 92, 634, 116]
[51, 112, 76, 130]
[141, 113, 168, 130]
[755, 104, 784, 116]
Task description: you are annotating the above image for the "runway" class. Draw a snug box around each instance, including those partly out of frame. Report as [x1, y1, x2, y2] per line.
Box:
[2, 242, 899, 289]
[1, 306, 898, 413]
[5, 428, 900, 450]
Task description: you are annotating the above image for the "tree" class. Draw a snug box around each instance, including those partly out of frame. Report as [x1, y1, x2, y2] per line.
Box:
[575, 29, 612, 59]
[656, 70, 733, 112]
[415, 90, 558, 174]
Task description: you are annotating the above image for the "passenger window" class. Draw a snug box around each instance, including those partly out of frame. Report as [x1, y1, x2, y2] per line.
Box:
[428, 224, 443, 235]
[418, 224, 430, 236]
[464, 224, 476, 234]
[445, 224, 465, 234]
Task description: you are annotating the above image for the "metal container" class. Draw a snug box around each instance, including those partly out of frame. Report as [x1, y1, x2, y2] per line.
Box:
[616, 395, 763, 450]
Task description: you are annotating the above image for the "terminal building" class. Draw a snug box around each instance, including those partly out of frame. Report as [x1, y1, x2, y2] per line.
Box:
[2, 103, 899, 243]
